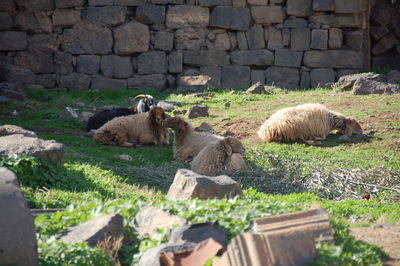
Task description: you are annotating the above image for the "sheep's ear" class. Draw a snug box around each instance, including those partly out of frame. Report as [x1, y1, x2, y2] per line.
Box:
[222, 139, 233, 156]
[179, 120, 187, 130]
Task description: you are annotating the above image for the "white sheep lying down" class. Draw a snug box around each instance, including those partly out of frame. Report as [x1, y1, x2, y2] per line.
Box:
[257, 103, 363, 145]
[163, 116, 247, 174]
[191, 136, 246, 176]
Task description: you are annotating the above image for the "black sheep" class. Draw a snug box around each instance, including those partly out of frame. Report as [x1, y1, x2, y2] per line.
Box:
[86, 95, 155, 131]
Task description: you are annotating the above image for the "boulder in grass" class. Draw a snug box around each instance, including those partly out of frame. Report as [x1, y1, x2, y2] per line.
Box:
[167, 169, 242, 200]
[352, 78, 400, 95]
[60, 213, 124, 247]
[332, 72, 384, 91]
[0, 167, 39, 266]
[187, 105, 209, 119]
[0, 125, 37, 137]
[0, 134, 64, 166]
[246, 81, 265, 94]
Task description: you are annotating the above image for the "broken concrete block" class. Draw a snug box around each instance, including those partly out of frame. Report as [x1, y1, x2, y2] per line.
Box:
[160, 238, 223, 266]
[135, 206, 186, 238]
[0, 167, 39, 266]
[253, 208, 334, 244]
[167, 169, 242, 200]
[60, 213, 124, 246]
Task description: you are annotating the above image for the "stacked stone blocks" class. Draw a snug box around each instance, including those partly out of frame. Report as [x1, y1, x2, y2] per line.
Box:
[0, 0, 370, 90]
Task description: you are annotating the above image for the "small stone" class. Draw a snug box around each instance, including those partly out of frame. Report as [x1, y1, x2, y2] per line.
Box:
[187, 105, 209, 119]
[113, 154, 133, 161]
[221, 117, 231, 121]
[338, 135, 350, 142]
[60, 107, 79, 119]
[246, 81, 265, 94]
[194, 122, 214, 133]
[224, 102, 231, 107]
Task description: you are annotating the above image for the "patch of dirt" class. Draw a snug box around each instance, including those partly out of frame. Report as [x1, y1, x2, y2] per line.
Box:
[211, 118, 263, 143]
[351, 225, 400, 265]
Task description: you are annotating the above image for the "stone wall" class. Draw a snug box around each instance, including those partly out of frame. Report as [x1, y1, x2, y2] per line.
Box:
[370, 0, 400, 70]
[0, 0, 372, 91]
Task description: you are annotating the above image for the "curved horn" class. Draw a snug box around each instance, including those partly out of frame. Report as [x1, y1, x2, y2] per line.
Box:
[133, 94, 147, 99]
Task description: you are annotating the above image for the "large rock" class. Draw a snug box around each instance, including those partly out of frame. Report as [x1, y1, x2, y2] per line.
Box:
[154, 31, 174, 51]
[183, 50, 230, 66]
[0, 134, 64, 166]
[246, 24, 265, 50]
[101, 55, 133, 78]
[178, 75, 211, 92]
[334, 0, 363, 13]
[309, 14, 361, 28]
[332, 72, 383, 91]
[54, 51, 73, 74]
[231, 50, 274, 66]
[0, 0, 16, 12]
[77, 55, 100, 75]
[0, 82, 27, 101]
[136, 5, 166, 25]
[200, 66, 221, 88]
[28, 34, 58, 51]
[0, 168, 39, 266]
[210, 7, 250, 31]
[187, 105, 209, 118]
[0, 12, 13, 30]
[56, 0, 85, 8]
[251, 6, 283, 24]
[52, 9, 81, 27]
[0, 63, 36, 84]
[60, 214, 124, 246]
[328, 28, 343, 49]
[15, 0, 54, 10]
[14, 48, 54, 74]
[287, 0, 312, 17]
[0, 125, 37, 137]
[265, 66, 299, 89]
[371, 33, 398, 56]
[345, 30, 363, 51]
[63, 23, 113, 55]
[15, 12, 41, 33]
[137, 51, 168, 74]
[353, 78, 400, 95]
[310, 68, 335, 88]
[85, 6, 126, 27]
[169, 50, 183, 73]
[36, 74, 56, 88]
[113, 21, 149, 55]
[291, 28, 310, 51]
[304, 50, 362, 68]
[135, 206, 186, 237]
[175, 27, 207, 50]
[274, 49, 303, 68]
[128, 74, 166, 90]
[267, 26, 283, 50]
[0, 31, 27, 51]
[59, 72, 90, 90]
[311, 29, 328, 50]
[221, 65, 250, 89]
[167, 169, 242, 200]
[283, 16, 307, 28]
[387, 70, 400, 84]
[166, 5, 209, 29]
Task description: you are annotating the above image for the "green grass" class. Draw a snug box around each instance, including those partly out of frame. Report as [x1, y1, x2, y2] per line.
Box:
[1, 87, 399, 265]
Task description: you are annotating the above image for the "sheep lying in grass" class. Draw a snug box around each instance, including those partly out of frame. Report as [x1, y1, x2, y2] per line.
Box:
[86, 94, 155, 131]
[257, 103, 363, 145]
[163, 116, 247, 172]
[93, 106, 169, 148]
[191, 136, 246, 176]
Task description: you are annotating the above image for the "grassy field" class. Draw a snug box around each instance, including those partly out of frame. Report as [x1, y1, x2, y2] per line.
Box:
[1, 87, 399, 265]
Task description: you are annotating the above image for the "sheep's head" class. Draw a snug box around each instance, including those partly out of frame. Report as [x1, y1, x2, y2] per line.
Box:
[344, 118, 363, 136]
[149, 106, 166, 125]
[221, 137, 245, 156]
[163, 116, 188, 131]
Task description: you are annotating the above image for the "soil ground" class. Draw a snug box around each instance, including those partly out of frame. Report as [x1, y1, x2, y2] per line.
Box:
[351, 225, 400, 265]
